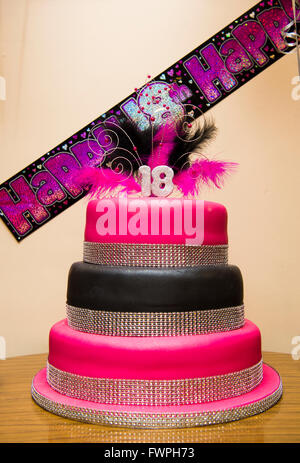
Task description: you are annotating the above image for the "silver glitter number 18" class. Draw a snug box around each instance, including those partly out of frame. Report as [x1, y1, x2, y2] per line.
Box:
[138, 165, 174, 197]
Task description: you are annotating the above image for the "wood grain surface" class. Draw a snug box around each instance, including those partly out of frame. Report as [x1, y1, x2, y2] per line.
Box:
[0, 351, 299, 443]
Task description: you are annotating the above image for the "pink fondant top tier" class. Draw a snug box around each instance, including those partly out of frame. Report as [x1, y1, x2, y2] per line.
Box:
[84, 197, 228, 246]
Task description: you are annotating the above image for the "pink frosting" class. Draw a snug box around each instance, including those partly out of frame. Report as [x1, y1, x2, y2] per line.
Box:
[48, 319, 261, 380]
[84, 197, 228, 245]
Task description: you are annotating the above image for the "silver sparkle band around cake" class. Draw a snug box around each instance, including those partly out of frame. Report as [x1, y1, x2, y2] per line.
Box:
[46, 360, 263, 407]
[31, 376, 282, 428]
[66, 304, 245, 336]
[83, 242, 228, 267]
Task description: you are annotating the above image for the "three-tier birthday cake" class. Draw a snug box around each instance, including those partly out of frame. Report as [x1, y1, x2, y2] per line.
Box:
[31, 195, 282, 428]
[31, 116, 282, 428]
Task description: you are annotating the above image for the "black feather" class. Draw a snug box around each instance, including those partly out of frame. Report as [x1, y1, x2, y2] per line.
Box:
[99, 116, 217, 174]
[100, 119, 154, 172]
[168, 116, 218, 173]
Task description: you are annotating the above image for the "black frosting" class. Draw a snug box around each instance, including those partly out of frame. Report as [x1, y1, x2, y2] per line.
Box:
[67, 263, 243, 312]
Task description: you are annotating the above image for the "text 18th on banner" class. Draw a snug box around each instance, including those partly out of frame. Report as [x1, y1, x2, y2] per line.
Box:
[0, 0, 299, 241]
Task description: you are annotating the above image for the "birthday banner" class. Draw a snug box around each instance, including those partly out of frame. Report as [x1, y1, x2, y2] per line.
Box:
[0, 0, 299, 241]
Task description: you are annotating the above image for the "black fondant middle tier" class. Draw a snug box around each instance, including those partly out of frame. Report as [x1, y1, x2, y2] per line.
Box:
[67, 263, 243, 312]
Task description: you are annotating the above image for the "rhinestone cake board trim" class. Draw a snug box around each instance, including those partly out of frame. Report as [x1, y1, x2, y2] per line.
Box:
[83, 242, 228, 267]
[32, 364, 282, 428]
[66, 304, 245, 336]
[47, 359, 262, 406]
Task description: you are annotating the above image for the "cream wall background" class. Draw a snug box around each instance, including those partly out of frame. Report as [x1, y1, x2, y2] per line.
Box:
[0, 0, 299, 357]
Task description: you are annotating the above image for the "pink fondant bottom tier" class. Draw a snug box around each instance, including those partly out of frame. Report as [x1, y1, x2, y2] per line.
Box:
[31, 365, 282, 428]
[48, 319, 262, 380]
[32, 318, 282, 427]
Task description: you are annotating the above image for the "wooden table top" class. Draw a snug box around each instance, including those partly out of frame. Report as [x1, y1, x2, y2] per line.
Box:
[0, 351, 299, 443]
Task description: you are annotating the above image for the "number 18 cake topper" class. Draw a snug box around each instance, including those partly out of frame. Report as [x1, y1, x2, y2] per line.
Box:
[74, 113, 237, 199]
[0, 0, 299, 241]
[138, 165, 175, 197]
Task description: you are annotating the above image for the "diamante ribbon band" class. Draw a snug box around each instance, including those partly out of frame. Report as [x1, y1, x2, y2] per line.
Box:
[31, 377, 282, 428]
[83, 242, 228, 267]
[66, 304, 244, 336]
[46, 360, 263, 407]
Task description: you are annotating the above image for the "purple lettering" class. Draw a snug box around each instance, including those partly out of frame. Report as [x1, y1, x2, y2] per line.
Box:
[232, 20, 269, 67]
[0, 176, 49, 236]
[280, 0, 300, 19]
[31, 171, 66, 206]
[169, 83, 193, 103]
[70, 139, 104, 167]
[44, 152, 82, 198]
[258, 7, 290, 51]
[184, 44, 237, 102]
[220, 38, 253, 74]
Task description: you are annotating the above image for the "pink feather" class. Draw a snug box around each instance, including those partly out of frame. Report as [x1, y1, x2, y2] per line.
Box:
[173, 159, 238, 196]
[147, 123, 176, 169]
[73, 166, 141, 198]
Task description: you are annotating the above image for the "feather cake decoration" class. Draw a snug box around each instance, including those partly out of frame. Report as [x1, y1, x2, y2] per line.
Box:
[74, 105, 237, 198]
